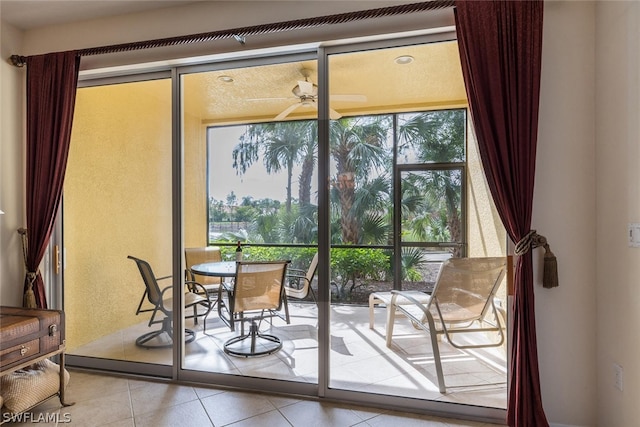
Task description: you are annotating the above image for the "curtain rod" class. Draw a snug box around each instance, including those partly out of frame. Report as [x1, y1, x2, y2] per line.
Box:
[9, 0, 454, 67]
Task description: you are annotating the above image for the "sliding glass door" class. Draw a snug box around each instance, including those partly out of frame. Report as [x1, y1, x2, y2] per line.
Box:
[60, 31, 507, 422]
[179, 56, 321, 389]
[324, 41, 506, 414]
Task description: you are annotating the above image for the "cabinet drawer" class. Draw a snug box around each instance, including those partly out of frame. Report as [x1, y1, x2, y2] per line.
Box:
[0, 314, 39, 342]
[0, 339, 40, 368]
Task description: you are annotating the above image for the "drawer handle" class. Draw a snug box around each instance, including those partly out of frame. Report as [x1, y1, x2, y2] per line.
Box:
[20, 345, 29, 356]
[49, 324, 58, 336]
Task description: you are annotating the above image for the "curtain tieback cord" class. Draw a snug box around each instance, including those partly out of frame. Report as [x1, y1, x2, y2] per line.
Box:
[514, 230, 559, 288]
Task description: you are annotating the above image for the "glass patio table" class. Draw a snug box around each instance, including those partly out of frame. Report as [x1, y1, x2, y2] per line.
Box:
[189, 261, 237, 325]
[189, 261, 237, 278]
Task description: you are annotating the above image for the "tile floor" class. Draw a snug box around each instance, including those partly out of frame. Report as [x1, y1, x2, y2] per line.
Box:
[56, 302, 507, 426]
[8, 370, 505, 426]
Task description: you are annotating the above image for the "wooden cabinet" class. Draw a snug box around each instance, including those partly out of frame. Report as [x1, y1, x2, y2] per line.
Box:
[0, 307, 73, 421]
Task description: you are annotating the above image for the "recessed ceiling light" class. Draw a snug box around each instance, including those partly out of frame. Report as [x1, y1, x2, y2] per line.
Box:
[394, 55, 414, 65]
[218, 75, 234, 83]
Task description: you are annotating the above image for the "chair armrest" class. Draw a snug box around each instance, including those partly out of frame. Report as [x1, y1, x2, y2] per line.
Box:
[287, 268, 306, 276]
[160, 285, 173, 300]
[284, 272, 308, 292]
[286, 271, 307, 282]
[390, 290, 430, 303]
[390, 290, 432, 319]
[286, 270, 308, 282]
[185, 281, 212, 303]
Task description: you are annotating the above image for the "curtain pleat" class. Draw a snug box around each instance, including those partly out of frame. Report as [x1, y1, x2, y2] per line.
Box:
[454, 1, 548, 425]
[23, 51, 80, 309]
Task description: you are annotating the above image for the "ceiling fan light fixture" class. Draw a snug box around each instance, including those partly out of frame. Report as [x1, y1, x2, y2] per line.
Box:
[292, 83, 318, 98]
[394, 55, 414, 65]
[218, 75, 234, 83]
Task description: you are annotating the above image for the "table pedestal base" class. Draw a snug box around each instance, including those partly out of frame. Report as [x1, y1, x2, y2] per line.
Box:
[223, 320, 282, 357]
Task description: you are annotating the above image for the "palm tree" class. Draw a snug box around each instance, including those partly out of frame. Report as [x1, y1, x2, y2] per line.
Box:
[352, 175, 391, 244]
[401, 170, 461, 242]
[329, 116, 391, 244]
[397, 110, 465, 254]
[297, 127, 317, 209]
[397, 110, 465, 162]
[233, 121, 316, 213]
[278, 203, 318, 243]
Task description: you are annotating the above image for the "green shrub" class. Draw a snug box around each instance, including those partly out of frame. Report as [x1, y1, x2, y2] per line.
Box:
[330, 248, 390, 299]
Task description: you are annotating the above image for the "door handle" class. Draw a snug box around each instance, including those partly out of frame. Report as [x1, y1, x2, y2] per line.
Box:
[54, 245, 60, 274]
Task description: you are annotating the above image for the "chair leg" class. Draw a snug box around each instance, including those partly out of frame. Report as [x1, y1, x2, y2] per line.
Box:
[369, 293, 381, 329]
[309, 285, 317, 305]
[282, 295, 291, 324]
[224, 318, 282, 357]
[423, 314, 446, 393]
[218, 285, 235, 331]
[136, 317, 196, 348]
[385, 300, 397, 347]
[249, 321, 258, 354]
[136, 317, 173, 348]
[430, 328, 446, 393]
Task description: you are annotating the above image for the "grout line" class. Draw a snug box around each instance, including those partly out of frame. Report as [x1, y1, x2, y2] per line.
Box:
[126, 378, 136, 426]
[195, 390, 215, 427]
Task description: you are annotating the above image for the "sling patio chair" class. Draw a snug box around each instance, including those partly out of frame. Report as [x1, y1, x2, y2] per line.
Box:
[284, 252, 318, 302]
[281, 251, 318, 322]
[219, 260, 290, 357]
[185, 246, 223, 309]
[384, 257, 507, 393]
[129, 255, 213, 348]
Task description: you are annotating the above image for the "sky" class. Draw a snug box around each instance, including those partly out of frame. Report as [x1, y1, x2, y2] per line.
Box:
[207, 125, 318, 205]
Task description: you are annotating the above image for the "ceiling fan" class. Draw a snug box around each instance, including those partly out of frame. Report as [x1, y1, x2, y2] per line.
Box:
[251, 68, 367, 121]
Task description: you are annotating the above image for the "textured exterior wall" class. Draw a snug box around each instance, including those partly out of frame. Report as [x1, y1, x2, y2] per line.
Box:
[467, 127, 507, 304]
[183, 98, 209, 248]
[64, 80, 173, 349]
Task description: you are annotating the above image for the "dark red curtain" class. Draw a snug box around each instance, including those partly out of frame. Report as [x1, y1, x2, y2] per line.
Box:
[454, 1, 548, 426]
[23, 51, 80, 309]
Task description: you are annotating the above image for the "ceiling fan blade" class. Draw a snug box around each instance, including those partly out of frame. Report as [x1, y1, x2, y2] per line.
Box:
[330, 94, 367, 102]
[275, 102, 303, 121]
[247, 97, 292, 101]
[297, 80, 315, 96]
[329, 108, 342, 120]
[309, 103, 342, 120]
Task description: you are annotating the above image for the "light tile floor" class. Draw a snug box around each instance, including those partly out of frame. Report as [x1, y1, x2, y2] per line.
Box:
[56, 303, 507, 426]
[8, 370, 505, 426]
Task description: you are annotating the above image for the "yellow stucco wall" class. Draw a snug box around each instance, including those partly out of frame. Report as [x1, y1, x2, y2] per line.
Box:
[65, 80, 173, 350]
[467, 125, 507, 258]
[467, 124, 508, 305]
[183, 104, 208, 248]
[64, 79, 209, 351]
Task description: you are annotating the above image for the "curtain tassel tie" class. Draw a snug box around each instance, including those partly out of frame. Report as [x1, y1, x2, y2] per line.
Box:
[515, 230, 559, 288]
[24, 272, 37, 308]
[542, 243, 558, 289]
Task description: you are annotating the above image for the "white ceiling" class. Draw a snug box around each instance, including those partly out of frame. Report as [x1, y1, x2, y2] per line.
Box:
[0, 1, 203, 30]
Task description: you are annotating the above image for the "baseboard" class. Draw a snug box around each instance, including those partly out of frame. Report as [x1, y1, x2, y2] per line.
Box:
[550, 423, 589, 427]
